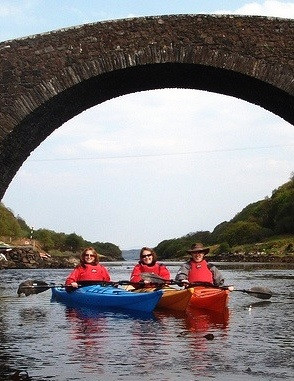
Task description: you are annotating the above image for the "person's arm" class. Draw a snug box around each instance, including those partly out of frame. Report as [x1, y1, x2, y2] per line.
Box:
[209, 264, 224, 286]
[65, 267, 81, 287]
[175, 262, 190, 281]
[130, 264, 142, 282]
[101, 265, 111, 281]
[159, 264, 171, 280]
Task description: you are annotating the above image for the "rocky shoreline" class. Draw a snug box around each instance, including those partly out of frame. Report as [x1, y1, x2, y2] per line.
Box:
[1, 246, 293, 269]
[208, 252, 294, 263]
[0, 246, 80, 269]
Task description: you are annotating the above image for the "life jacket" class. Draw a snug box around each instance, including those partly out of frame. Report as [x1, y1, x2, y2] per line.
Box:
[65, 264, 110, 285]
[188, 260, 213, 284]
[138, 262, 165, 276]
[130, 262, 170, 283]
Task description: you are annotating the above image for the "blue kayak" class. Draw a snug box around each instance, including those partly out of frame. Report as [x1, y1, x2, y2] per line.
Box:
[51, 285, 163, 313]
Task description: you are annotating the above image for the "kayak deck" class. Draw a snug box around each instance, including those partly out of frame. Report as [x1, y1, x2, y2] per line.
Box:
[158, 287, 194, 311]
[189, 286, 229, 312]
[51, 285, 162, 313]
[131, 286, 194, 311]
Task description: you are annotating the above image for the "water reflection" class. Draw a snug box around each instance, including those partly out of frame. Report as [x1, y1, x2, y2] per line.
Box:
[246, 300, 272, 308]
[63, 305, 155, 321]
[0, 266, 293, 380]
[64, 307, 108, 374]
[155, 307, 230, 333]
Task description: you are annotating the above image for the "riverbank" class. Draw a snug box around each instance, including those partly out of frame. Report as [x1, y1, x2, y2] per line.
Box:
[1, 245, 293, 269]
[208, 251, 294, 263]
[0, 246, 79, 269]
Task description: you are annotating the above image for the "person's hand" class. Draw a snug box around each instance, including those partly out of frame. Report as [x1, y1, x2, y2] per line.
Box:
[227, 285, 234, 292]
[179, 279, 189, 288]
[143, 280, 151, 284]
[71, 282, 79, 288]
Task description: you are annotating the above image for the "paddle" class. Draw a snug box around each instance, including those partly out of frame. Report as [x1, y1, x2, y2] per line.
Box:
[232, 286, 273, 300]
[140, 273, 273, 300]
[141, 273, 214, 288]
[17, 279, 144, 297]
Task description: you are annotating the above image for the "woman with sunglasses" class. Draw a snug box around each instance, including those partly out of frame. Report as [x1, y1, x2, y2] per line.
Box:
[130, 247, 170, 284]
[65, 247, 110, 288]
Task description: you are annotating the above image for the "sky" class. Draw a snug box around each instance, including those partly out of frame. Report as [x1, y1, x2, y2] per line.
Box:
[1, 1, 293, 250]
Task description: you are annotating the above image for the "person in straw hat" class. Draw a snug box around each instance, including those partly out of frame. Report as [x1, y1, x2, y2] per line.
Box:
[175, 243, 224, 286]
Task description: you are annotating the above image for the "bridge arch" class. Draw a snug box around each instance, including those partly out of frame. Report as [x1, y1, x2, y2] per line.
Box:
[0, 14, 293, 199]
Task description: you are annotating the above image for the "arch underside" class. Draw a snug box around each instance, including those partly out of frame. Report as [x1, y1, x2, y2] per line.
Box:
[0, 62, 293, 200]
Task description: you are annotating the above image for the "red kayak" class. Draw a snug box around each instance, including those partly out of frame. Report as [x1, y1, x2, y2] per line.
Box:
[189, 286, 230, 312]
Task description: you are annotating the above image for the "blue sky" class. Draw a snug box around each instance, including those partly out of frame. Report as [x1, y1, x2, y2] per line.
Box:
[1, 1, 294, 250]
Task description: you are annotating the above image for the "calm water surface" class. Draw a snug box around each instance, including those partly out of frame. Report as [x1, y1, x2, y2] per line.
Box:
[0, 263, 293, 381]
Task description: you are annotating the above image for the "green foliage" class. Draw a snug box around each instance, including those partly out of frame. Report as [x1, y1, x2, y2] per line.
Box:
[90, 241, 121, 259]
[216, 221, 272, 246]
[34, 229, 55, 251]
[1, 176, 293, 261]
[0, 203, 22, 238]
[155, 231, 211, 259]
[16, 215, 31, 237]
[0, 203, 122, 259]
[215, 242, 231, 254]
[156, 177, 294, 259]
[64, 233, 84, 252]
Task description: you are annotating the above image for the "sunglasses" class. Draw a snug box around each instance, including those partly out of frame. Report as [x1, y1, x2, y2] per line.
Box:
[142, 254, 152, 258]
[84, 254, 95, 258]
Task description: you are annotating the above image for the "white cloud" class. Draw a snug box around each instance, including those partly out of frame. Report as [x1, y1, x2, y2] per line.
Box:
[216, 0, 294, 18]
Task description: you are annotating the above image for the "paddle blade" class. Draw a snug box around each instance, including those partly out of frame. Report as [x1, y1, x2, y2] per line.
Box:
[247, 287, 273, 300]
[17, 279, 50, 296]
[141, 273, 166, 284]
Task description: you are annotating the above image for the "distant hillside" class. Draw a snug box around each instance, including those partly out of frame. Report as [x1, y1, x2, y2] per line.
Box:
[122, 249, 140, 261]
[0, 203, 123, 261]
[155, 176, 294, 260]
[1, 175, 293, 262]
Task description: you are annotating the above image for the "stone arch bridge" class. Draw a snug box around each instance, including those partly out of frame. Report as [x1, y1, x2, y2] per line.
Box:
[0, 14, 293, 200]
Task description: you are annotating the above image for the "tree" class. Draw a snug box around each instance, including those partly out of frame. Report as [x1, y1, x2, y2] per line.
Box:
[215, 242, 231, 254]
[218, 221, 272, 246]
[0, 203, 22, 238]
[64, 233, 84, 252]
[34, 229, 55, 251]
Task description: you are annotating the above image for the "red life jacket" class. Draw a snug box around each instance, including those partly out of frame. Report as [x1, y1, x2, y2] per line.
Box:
[65, 264, 110, 285]
[188, 260, 213, 284]
[140, 263, 161, 273]
[130, 262, 170, 282]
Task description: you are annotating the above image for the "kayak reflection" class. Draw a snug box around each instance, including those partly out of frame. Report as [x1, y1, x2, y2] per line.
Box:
[186, 307, 230, 332]
[63, 306, 156, 374]
[63, 304, 155, 321]
[154, 306, 230, 333]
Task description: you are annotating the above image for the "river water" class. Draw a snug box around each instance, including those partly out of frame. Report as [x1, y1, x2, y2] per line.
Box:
[0, 262, 293, 381]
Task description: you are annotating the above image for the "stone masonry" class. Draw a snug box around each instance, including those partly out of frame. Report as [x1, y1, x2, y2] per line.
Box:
[0, 15, 293, 200]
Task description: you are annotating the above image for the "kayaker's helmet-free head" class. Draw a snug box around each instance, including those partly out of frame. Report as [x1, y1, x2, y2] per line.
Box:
[139, 247, 157, 265]
[186, 243, 210, 255]
[80, 247, 99, 266]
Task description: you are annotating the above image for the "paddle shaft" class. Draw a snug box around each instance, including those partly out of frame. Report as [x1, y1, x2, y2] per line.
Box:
[17, 279, 145, 296]
[140, 273, 273, 299]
